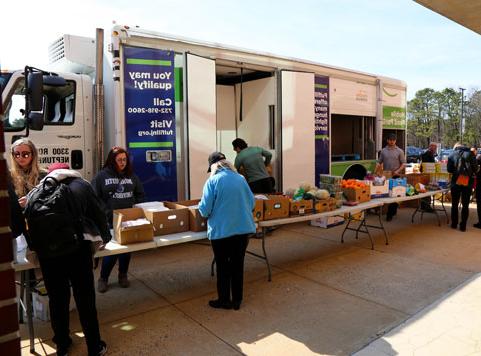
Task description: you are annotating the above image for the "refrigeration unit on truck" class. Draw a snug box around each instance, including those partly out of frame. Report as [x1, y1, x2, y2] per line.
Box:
[1, 25, 407, 202]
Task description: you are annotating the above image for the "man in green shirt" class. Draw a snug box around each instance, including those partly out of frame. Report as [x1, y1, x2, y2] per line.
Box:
[232, 138, 273, 194]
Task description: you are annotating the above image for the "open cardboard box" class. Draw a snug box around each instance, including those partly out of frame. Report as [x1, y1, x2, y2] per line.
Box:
[143, 202, 190, 236]
[175, 199, 207, 232]
[113, 208, 154, 245]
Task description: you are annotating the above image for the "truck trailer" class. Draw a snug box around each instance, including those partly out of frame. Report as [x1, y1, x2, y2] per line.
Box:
[1, 25, 407, 201]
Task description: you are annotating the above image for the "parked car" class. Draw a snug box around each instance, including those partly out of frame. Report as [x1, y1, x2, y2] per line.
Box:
[406, 146, 422, 163]
[439, 148, 454, 162]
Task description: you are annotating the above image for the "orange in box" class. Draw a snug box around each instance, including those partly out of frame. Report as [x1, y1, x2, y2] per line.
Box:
[113, 208, 154, 245]
[263, 195, 290, 220]
[176, 199, 207, 232]
[289, 199, 313, 216]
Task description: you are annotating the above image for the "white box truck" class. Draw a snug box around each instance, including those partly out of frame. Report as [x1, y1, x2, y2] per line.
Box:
[1, 25, 407, 201]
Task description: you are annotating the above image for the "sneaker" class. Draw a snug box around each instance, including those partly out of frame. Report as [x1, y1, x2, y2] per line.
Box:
[460, 225, 467, 232]
[118, 274, 130, 288]
[57, 338, 73, 356]
[232, 300, 242, 310]
[97, 278, 108, 293]
[474, 223, 481, 229]
[208, 299, 232, 309]
[92, 340, 107, 356]
[451, 224, 457, 230]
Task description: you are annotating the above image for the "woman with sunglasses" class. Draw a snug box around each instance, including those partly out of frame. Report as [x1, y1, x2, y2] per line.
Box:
[10, 138, 47, 208]
[91, 146, 144, 293]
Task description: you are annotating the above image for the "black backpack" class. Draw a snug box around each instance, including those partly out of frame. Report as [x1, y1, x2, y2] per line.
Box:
[24, 176, 84, 259]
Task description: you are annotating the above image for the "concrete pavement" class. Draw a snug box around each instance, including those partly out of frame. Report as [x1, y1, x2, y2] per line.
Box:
[20, 204, 481, 355]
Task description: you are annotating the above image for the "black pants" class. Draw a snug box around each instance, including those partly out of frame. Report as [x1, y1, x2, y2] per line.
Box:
[387, 203, 398, 218]
[248, 177, 273, 194]
[211, 234, 249, 303]
[451, 184, 472, 228]
[476, 183, 481, 223]
[39, 242, 102, 355]
[100, 252, 131, 280]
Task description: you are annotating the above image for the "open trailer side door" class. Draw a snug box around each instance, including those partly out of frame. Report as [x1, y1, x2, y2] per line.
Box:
[185, 53, 217, 198]
[280, 70, 315, 191]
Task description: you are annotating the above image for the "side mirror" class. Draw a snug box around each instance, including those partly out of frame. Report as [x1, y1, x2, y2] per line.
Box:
[28, 112, 44, 130]
[43, 75, 66, 87]
[27, 71, 43, 111]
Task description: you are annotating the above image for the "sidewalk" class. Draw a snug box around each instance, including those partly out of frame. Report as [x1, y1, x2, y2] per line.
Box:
[20, 204, 481, 355]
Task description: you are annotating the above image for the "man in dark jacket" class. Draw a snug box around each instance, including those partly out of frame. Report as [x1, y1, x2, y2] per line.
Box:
[474, 151, 481, 229]
[28, 163, 111, 356]
[447, 143, 479, 232]
[420, 142, 437, 211]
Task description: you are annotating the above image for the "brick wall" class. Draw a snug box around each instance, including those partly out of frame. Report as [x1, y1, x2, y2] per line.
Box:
[0, 78, 21, 354]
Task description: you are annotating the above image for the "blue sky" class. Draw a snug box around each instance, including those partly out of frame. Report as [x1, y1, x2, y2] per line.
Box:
[1, 0, 479, 99]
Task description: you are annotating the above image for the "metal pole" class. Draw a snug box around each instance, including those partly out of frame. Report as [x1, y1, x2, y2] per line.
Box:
[460, 87, 465, 144]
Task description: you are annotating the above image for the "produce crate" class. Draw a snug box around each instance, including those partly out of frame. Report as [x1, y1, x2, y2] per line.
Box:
[314, 198, 337, 213]
[263, 195, 290, 220]
[400, 173, 430, 186]
[342, 186, 371, 203]
[253, 199, 264, 222]
[289, 199, 313, 216]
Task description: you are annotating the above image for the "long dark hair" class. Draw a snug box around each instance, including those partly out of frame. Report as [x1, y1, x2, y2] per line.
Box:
[103, 146, 133, 176]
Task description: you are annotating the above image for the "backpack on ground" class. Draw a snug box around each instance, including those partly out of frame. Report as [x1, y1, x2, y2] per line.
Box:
[24, 176, 84, 259]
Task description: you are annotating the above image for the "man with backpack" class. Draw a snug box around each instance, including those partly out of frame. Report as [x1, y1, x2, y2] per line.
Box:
[447, 143, 479, 232]
[24, 163, 111, 356]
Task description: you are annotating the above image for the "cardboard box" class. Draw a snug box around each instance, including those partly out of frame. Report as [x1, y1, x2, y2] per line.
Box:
[143, 202, 190, 236]
[435, 162, 448, 173]
[310, 216, 345, 228]
[253, 199, 264, 222]
[343, 186, 371, 203]
[401, 173, 430, 186]
[389, 178, 407, 189]
[314, 198, 336, 213]
[176, 199, 207, 232]
[113, 208, 154, 245]
[422, 163, 436, 173]
[289, 199, 313, 216]
[366, 180, 389, 198]
[263, 195, 290, 220]
[390, 186, 407, 197]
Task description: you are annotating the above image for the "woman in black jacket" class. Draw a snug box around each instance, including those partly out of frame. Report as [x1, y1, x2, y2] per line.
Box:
[92, 147, 144, 293]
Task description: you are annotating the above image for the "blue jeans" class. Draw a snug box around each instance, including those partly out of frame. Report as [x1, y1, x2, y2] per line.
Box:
[100, 253, 131, 280]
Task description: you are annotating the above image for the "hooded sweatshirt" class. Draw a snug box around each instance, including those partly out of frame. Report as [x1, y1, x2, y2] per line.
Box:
[91, 167, 145, 224]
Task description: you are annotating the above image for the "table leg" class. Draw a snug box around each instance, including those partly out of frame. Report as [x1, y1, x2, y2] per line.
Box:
[245, 228, 272, 282]
[25, 271, 35, 353]
[377, 207, 389, 245]
[18, 271, 25, 324]
[341, 217, 352, 244]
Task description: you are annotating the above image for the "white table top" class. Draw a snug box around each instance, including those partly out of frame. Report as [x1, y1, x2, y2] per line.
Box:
[373, 188, 448, 204]
[13, 230, 208, 272]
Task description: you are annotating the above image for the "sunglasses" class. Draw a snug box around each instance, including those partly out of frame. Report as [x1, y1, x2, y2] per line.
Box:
[14, 151, 32, 159]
